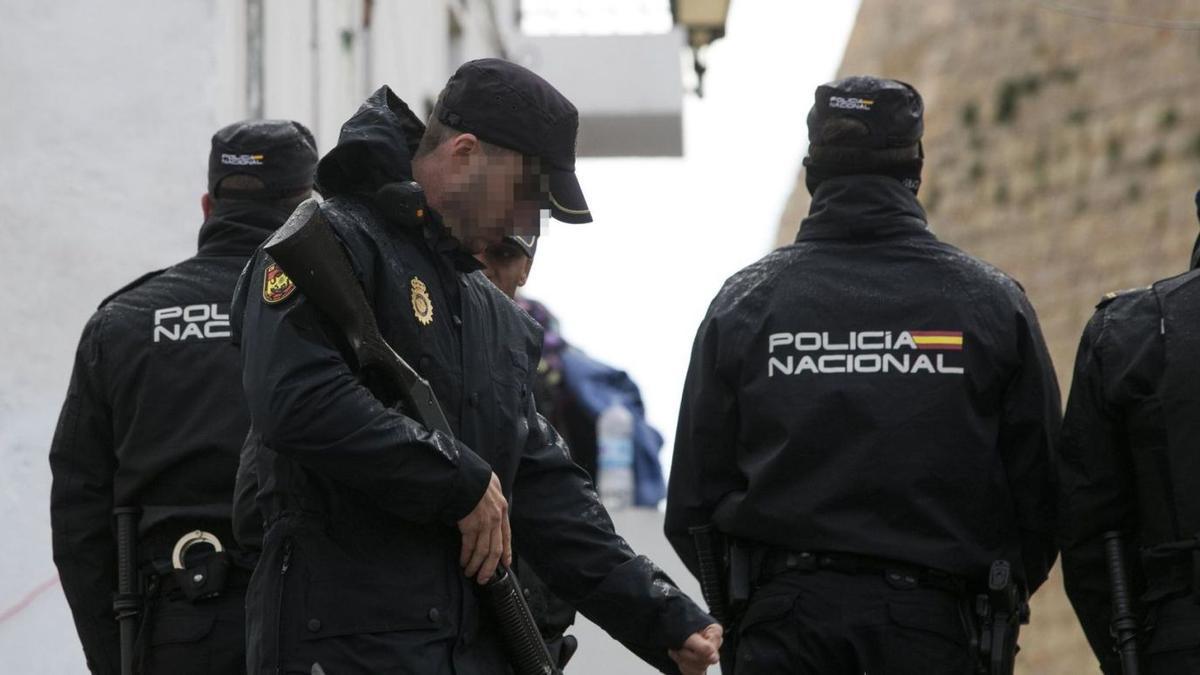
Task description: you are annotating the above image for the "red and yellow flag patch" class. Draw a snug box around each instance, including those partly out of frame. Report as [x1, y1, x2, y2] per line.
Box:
[909, 331, 963, 350]
[262, 262, 296, 305]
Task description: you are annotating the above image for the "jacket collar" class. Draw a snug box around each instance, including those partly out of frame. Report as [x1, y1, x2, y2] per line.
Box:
[796, 175, 931, 243]
[422, 209, 485, 273]
[197, 200, 292, 257]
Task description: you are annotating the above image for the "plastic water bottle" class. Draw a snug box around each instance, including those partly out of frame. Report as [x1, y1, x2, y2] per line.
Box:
[597, 403, 635, 510]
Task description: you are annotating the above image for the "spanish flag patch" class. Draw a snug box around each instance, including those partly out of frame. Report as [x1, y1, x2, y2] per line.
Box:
[909, 331, 963, 351]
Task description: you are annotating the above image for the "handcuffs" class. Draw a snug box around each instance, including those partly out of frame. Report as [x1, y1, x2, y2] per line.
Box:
[170, 530, 230, 601]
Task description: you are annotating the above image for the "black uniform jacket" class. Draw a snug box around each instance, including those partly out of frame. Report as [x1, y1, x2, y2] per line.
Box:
[49, 202, 285, 674]
[666, 175, 1060, 592]
[232, 86, 710, 674]
[1059, 262, 1200, 669]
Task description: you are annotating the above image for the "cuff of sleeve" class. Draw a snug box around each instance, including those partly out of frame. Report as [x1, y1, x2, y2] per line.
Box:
[440, 440, 493, 524]
[578, 555, 715, 651]
[1020, 530, 1057, 593]
[667, 611, 716, 652]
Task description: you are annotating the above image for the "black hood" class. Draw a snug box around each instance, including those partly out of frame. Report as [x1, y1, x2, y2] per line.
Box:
[197, 199, 295, 257]
[315, 86, 483, 272]
[315, 86, 426, 198]
[797, 175, 929, 242]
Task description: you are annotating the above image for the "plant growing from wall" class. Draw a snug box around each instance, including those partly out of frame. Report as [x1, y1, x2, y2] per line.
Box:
[1107, 137, 1124, 166]
[1145, 146, 1165, 168]
[961, 101, 979, 128]
[1160, 107, 1179, 130]
[968, 160, 985, 183]
[1049, 66, 1079, 83]
[995, 80, 1021, 124]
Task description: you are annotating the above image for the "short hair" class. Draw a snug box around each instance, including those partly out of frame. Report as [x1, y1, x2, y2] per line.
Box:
[807, 117, 921, 168]
[212, 174, 311, 211]
[414, 114, 459, 159]
[414, 93, 510, 159]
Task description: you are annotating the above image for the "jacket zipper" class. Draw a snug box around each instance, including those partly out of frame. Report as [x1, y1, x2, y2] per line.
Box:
[275, 539, 293, 675]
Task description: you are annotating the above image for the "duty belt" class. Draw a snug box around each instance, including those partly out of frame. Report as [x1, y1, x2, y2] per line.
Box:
[131, 530, 252, 674]
[144, 530, 253, 601]
[757, 549, 967, 595]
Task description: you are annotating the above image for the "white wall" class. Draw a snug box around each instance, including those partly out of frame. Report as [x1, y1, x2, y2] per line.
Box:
[253, 0, 519, 150]
[0, 1, 508, 670]
[0, 1, 221, 669]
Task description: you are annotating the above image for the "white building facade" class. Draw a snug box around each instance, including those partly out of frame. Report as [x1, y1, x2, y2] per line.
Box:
[0, 2, 703, 671]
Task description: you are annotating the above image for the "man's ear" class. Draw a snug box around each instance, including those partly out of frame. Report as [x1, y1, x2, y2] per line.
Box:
[448, 132, 480, 160]
[201, 193, 212, 220]
[517, 257, 533, 288]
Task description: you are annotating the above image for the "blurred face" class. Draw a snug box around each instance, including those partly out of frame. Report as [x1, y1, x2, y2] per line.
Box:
[475, 239, 533, 299]
[423, 134, 548, 254]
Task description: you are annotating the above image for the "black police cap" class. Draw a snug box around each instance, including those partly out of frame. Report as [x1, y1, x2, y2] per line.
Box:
[437, 59, 591, 224]
[208, 119, 318, 198]
[807, 76, 924, 152]
[504, 234, 538, 259]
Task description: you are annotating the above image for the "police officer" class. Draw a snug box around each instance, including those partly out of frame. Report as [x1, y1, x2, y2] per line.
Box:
[477, 234, 536, 300]
[233, 59, 720, 674]
[665, 76, 1060, 673]
[475, 235, 580, 667]
[49, 120, 318, 673]
[1058, 192, 1200, 673]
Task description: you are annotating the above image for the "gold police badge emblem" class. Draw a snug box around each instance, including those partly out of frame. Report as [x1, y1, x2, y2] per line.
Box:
[262, 262, 296, 305]
[411, 277, 433, 326]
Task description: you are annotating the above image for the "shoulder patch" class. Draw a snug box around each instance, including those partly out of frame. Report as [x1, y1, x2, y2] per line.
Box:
[262, 262, 297, 305]
[1096, 286, 1150, 309]
[97, 268, 169, 308]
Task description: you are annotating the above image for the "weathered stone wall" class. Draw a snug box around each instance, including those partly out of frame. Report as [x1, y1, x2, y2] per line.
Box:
[776, 2, 1200, 672]
[780, 0, 1200, 380]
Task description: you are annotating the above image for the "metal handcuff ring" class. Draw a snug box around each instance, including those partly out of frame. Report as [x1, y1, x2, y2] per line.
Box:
[171, 530, 224, 570]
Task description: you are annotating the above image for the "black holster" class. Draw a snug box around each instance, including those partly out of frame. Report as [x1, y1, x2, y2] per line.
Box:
[172, 550, 232, 602]
[688, 526, 755, 625]
[969, 560, 1028, 675]
[689, 527, 755, 674]
[720, 541, 757, 674]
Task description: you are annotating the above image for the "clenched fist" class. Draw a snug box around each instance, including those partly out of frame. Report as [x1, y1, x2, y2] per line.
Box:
[457, 472, 511, 584]
[669, 623, 723, 675]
